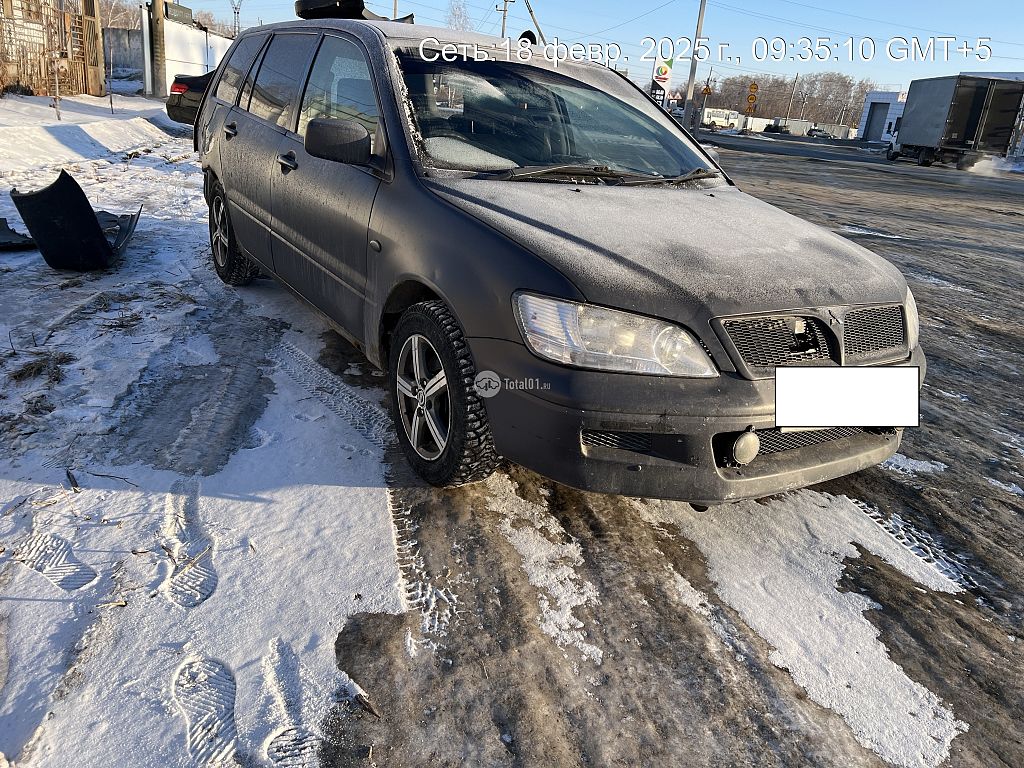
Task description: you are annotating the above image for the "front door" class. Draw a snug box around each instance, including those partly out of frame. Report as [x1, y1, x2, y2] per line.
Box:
[271, 34, 383, 338]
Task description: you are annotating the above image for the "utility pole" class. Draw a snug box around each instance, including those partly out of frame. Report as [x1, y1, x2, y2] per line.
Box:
[230, 0, 242, 37]
[698, 68, 712, 123]
[784, 72, 799, 128]
[393, 0, 398, 18]
[522, 0, 545, 44]
[496, 0, 514, 38]
[680, 0, 708, 132]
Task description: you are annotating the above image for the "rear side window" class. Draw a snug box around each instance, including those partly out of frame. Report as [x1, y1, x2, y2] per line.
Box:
[215, 34, 266, 104]
[247, 33, 318, 129]
[298, 35, 380, 148]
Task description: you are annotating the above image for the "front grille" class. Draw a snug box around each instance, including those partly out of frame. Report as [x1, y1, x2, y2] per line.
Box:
[723, 316, 836, 369]
[581, 429, 654, 453]
[843, 305, 906, 361]
[757, 427, 864, 455]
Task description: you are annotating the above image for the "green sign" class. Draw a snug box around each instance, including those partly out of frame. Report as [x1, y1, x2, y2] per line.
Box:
[165, 2, 193, 24]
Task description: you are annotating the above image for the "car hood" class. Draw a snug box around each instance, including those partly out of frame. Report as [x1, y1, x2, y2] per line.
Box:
[424, 179, 908, 327]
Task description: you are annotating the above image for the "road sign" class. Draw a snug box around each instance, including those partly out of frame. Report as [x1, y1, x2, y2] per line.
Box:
[702, 85, 712, 95]
[749, 82, 759, 94]
[745, 104, 756, 114]
[747, 94, 757, 104]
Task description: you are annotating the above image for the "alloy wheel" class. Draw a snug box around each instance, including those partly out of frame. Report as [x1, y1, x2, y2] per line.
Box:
[211, 196, 229, 268]
[395, 334, 450, 461]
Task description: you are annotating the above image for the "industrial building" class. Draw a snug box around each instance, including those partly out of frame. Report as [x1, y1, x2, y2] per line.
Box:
[857, 90, 907, 142]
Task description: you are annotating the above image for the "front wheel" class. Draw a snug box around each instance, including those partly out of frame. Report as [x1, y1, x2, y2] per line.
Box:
[885, 146, 900, 161]
[388, 300, 500, 487]
[208, 180, 260, 286]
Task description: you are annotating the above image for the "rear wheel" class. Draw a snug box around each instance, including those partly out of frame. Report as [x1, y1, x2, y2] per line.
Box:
[388, 300, 500, 487]
[916, 149, 934, 167]
[956, 154, 979, 171]
[209, 180, 260, 286]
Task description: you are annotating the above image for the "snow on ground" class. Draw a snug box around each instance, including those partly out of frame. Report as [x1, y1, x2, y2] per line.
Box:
[0, 106, 404, 766]
[0, 94, 184, 173]
[0, 95, 985, 767]
[637, 491, 968, 768]
[487, 474, 602, 664]
[881, 453, 948, 476]
[969, 155, 1024, 175]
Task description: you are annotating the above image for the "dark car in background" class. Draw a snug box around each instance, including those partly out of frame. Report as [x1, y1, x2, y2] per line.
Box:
[192, 19, 925, 504]
[166, 71, 214, 125]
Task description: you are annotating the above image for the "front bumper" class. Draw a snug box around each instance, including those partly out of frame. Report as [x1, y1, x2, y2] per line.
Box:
[469, 338, 925, 504]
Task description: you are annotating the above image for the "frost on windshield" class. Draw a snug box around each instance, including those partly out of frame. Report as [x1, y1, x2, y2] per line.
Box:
[422, 137, 516, 171]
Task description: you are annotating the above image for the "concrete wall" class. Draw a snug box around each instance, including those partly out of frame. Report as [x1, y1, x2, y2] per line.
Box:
[857, 91, 906, 143]
[103, 28, 144, 73]
[162, 18, 232, 85]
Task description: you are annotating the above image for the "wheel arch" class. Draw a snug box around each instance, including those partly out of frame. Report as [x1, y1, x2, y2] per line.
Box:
[377, 279, 446, 369]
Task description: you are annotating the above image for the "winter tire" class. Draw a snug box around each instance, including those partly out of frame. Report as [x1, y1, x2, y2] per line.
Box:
[388, 300, 500, 487]
[209, 180, 260, 286]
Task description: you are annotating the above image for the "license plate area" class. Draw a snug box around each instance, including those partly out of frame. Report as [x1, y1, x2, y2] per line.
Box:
[775, 366, 920, 428]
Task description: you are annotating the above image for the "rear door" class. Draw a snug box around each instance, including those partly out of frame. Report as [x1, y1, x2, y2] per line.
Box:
[270, 33, 384, 337]
[218, 32, 318, 271]
[976, 81, 1024, 153]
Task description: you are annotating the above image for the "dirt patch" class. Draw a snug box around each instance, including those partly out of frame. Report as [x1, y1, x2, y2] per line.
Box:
[840, 549, 1024, 768]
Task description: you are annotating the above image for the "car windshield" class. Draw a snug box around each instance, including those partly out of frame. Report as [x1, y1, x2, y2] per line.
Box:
[395, 49, 713, 178]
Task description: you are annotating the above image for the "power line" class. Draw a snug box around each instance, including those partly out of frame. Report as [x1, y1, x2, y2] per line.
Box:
[586, 0, 682, 37]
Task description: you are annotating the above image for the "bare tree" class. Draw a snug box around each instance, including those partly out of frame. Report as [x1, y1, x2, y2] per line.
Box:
[446, 0, 472, 31]
[194, 10, 236, 38]
[704, 71, 877, 127]
[99, 0, 141, 29]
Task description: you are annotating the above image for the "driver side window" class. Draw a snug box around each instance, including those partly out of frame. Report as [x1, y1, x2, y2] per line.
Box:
[298, 36, 380, 151]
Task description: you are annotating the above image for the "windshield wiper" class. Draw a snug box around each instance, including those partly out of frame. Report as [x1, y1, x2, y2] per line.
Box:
[478, 164, 650, 182]
[617, 168, 722, 186]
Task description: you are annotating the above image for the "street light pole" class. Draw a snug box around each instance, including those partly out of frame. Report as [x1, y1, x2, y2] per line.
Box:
[681, 0, 708, 132]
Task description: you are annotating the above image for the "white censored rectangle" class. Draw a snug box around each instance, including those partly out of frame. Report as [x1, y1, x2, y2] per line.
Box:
[775, 367, 920, 428]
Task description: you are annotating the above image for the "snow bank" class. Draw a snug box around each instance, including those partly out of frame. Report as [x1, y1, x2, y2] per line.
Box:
[0, 94, 180, 172]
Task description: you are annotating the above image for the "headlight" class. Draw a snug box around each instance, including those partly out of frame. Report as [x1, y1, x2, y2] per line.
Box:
[905, 288, 920, 350]
[513, 293, 718, 377]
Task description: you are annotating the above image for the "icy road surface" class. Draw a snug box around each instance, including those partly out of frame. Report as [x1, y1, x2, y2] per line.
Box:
[1, 99, 1022, 767]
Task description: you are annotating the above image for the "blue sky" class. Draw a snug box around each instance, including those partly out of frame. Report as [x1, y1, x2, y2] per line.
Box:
[205, 0, 1023, 90]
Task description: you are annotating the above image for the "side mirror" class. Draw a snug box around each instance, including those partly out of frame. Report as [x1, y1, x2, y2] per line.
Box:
[304, 118, 372, 165]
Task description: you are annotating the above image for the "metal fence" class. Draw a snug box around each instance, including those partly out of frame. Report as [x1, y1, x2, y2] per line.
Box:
[0, 0, 93, 95]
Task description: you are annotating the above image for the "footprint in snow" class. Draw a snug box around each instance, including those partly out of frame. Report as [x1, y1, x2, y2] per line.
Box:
[162, 479, 218, 608]
[173, 658, 239, 768]
[263, 638, 322, 767]
[12, 531, 98, 591]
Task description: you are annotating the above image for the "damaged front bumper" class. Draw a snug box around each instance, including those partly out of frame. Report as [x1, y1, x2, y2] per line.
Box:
[470, 339, 925, 505]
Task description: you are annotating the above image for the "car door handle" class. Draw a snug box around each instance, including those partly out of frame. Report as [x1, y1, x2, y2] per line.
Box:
[276, 151, 298, 171]
[224, 122, 237, 138]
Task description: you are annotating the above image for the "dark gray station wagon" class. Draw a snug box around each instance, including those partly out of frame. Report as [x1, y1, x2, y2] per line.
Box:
[194, 18, 925, 504]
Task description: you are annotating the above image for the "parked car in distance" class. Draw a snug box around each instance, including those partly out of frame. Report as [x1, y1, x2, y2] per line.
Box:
[166, 71, 214, 125]
[807, 127, 835, 139]
[669, 107, 686, 121]
[762, 123, 791, 134]
[193, 19, 925, 504]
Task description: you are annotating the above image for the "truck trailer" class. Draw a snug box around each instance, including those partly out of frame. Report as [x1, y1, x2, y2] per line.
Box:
[886, 75, 1024, 170]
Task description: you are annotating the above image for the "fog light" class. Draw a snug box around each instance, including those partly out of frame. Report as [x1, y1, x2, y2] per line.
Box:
[732, 430, 760, 465]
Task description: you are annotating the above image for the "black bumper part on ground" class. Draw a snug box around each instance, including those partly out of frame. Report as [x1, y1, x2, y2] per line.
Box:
[471, 338, 925, 504]
[10, 170, 141, 271]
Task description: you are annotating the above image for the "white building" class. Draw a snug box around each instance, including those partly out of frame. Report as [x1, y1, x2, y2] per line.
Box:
[857, 90, 907, 142]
